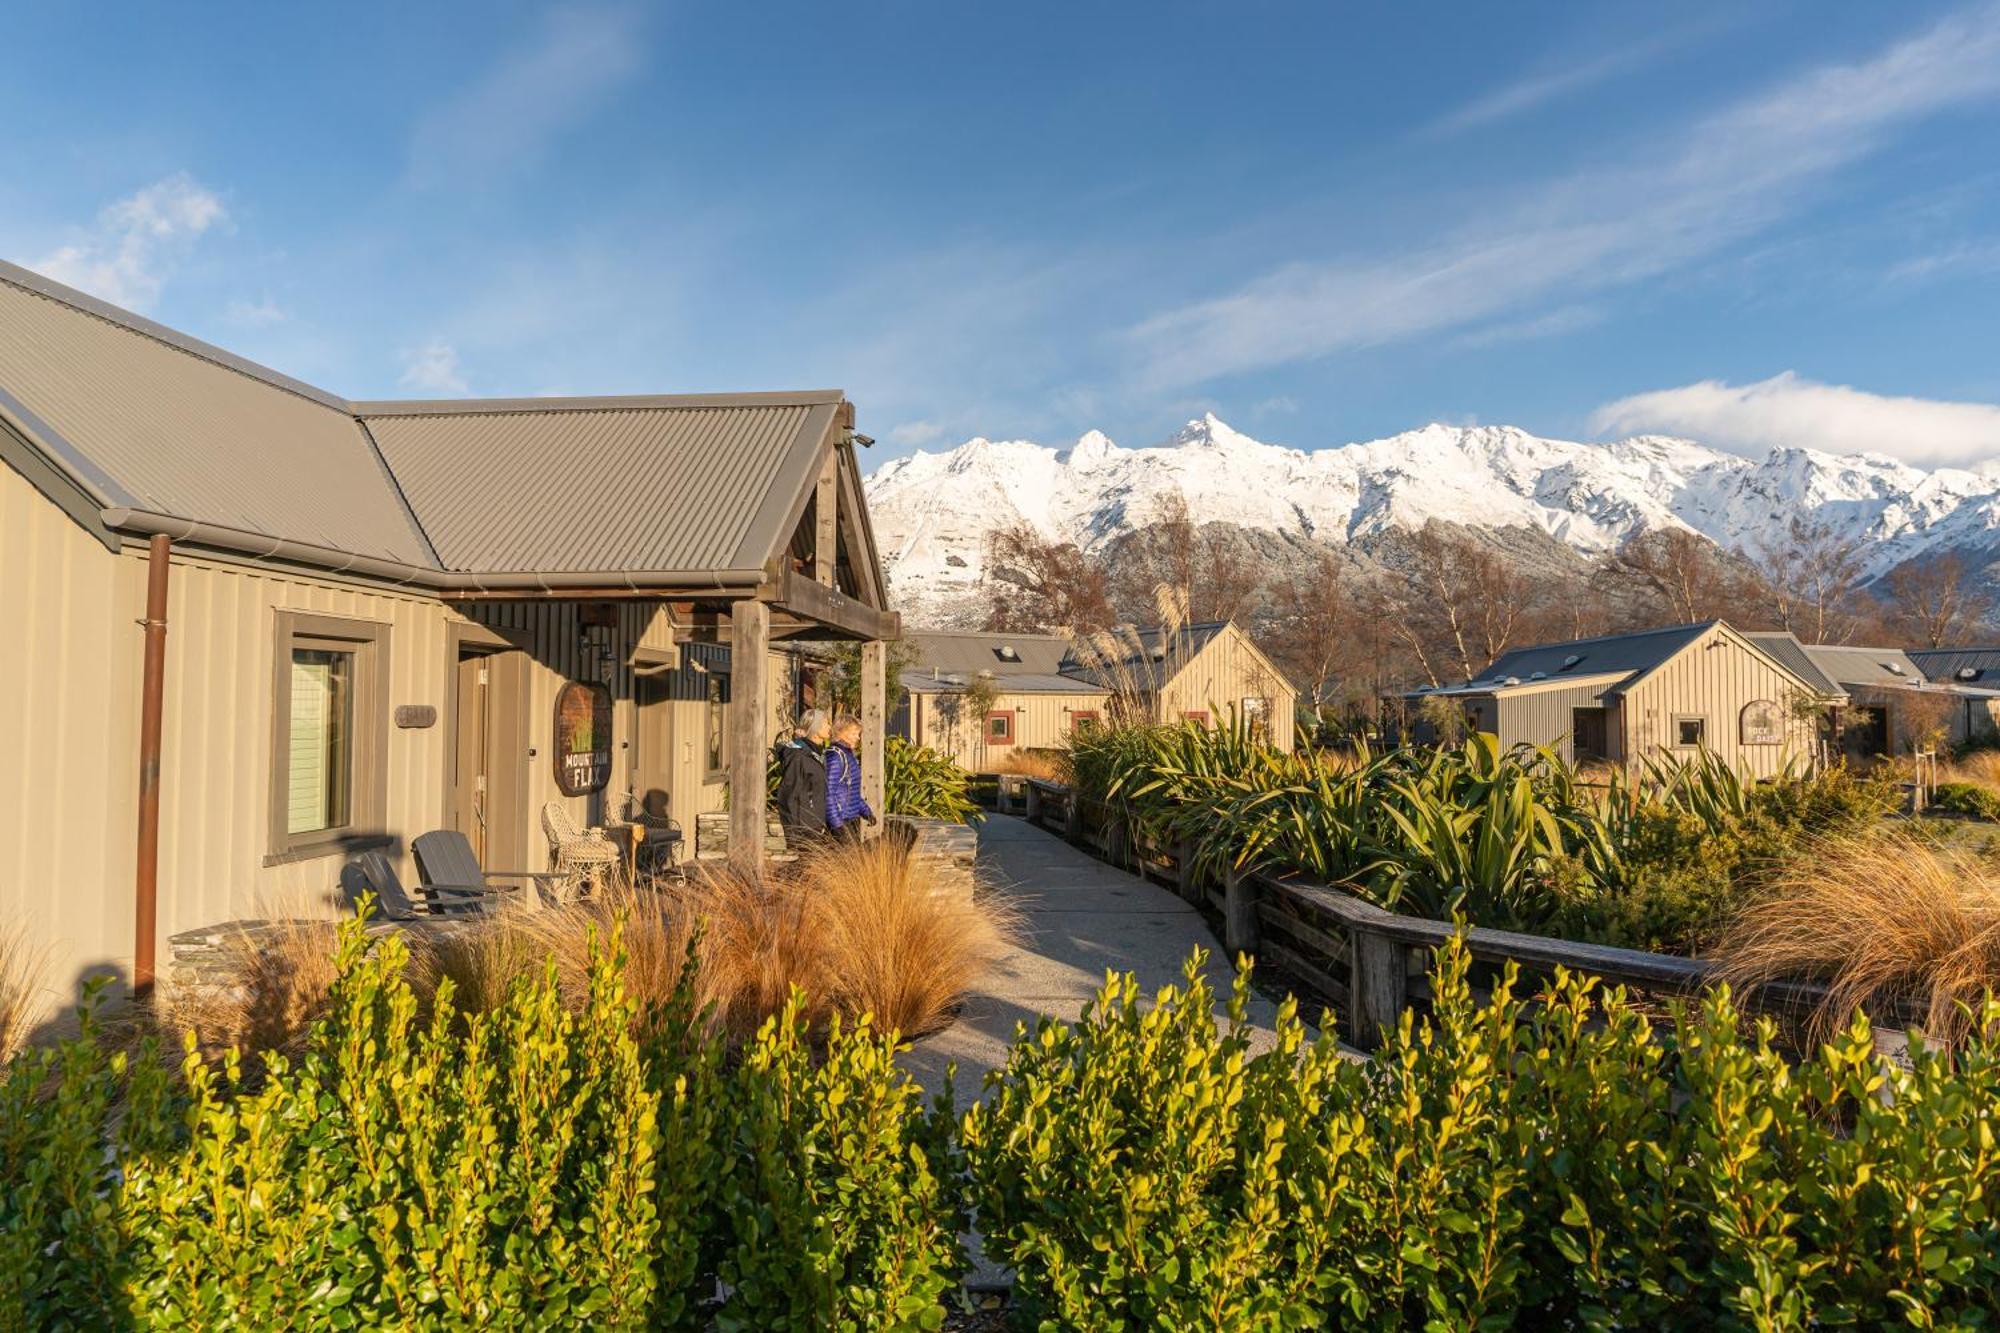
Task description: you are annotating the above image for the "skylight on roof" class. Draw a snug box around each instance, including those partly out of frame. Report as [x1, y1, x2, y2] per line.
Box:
[996, 645, 1021, 662]
[1884, 661, 1907, 676]
[1558, 654, 1583, 672]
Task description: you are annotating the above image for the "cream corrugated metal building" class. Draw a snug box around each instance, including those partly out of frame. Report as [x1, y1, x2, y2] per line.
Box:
[1406, 622, 1836, 776]
[894, 622, 1297, 768]
[0, 259, 899, 1022]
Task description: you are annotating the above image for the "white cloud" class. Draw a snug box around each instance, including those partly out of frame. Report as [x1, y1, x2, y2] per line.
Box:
[1430, 33, 1690, 135]
[399, 339, 470, 395]
[1453, 304, 1604, 349]
[35, 172, 228, 311]
[1886, 238, 2000, 282]
[1591, 372, 2000, 467]
[407, 4, 647, 189]
[1125, 4, 2000, 390]
[224, 297, 287, 327]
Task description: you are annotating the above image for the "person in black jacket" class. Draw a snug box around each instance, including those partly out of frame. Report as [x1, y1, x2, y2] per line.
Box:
[774, 709, 831, 847]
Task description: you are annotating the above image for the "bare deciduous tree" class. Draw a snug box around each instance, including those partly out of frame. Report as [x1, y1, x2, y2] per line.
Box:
[1881, 551, 1996, 649]
[1755, 517, 1868, 645]
[982, 522, 1114, 633]
[1600, 528, 1744, 625]
[1267, 549, 1349, 711]
[1112, 493, 1260, 625]
[1371, 525, 1540, 685]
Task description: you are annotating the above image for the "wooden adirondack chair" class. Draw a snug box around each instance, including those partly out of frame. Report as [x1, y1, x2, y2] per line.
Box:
[412, 830, 564, 910]
[346, 848, 511, 919]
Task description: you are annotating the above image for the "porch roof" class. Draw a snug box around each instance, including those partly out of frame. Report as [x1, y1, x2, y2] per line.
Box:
[0, 260, 882, 613]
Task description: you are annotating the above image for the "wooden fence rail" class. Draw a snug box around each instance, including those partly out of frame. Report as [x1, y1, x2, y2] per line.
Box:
[1019, 778, 1915, 1060]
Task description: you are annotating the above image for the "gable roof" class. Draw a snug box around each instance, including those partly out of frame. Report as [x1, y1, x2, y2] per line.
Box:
[0, 260, 870, 592]
[1742, 631, 1846, 697]
[1476, 622, 1715, 689]
[1060, 621, 1234, 688]
[1802, 644, 1935, 689]
[1908, 647, 2000, 684]
[0, 263, 435, 565]
[903, 670, 1105, 696]
[359, 394, 841, 576]
[1424, 621, 1832, 702]
[906, 630, 1073, 677]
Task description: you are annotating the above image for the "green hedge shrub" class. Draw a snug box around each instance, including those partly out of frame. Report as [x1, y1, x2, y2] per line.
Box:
[718, 997, 962, 1331]
[1933, 780, 2000, 821]
[967, 942, 2000, 1329]
[6, 925, 1998, 1328]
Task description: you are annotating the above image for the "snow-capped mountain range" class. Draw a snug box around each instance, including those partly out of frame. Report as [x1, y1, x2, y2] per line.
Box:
[864, 414, 2000, 627]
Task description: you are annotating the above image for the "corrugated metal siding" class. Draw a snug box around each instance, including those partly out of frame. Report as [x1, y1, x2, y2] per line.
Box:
[1157, 626, 1299, 751]
[909, 688, 1108, 770]
[0, 458, 145, 1011]
[1621, 630, 1819, 777]
[1494, 683, 1617, 763]
[157, 557, 454, 932]
[0, 276, 434, 564]
[364, 404, 831, 573]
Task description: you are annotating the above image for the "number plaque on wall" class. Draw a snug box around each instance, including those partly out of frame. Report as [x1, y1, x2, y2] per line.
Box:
[554, 681, 613, 795]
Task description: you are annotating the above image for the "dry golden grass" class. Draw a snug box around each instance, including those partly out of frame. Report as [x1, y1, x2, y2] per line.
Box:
[156, 838, 1013, 1059]
[1713, 831, 2000, 1048]
[1937, 748, 2000, 791]
[1, 921, 51, 1062]
[794, 836, 1020, 1039]
[161, 914, 344, 1062]
[995, 749, 1066, 781]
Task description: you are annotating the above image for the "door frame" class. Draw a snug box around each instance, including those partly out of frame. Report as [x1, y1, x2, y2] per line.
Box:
[443, 621, 534, 873]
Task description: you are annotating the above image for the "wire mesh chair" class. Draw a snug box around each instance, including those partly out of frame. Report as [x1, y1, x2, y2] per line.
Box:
[540, 802, 623, 903]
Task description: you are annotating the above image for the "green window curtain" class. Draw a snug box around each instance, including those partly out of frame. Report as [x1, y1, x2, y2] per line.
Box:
[287, 648, 354, 834]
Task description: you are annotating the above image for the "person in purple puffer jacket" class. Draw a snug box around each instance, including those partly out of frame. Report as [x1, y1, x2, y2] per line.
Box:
[825, 714, 878, 842]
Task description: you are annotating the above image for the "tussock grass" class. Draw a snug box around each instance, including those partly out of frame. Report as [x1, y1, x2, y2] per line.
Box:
[168, 839, 1012, 1059]
[994, 749, 1066, 781]
[1, 921, 50, 1062]
[797, 835, 1020, 1039]
[162, 911, 343, 1062]
[1713, 831, 2000, 1047]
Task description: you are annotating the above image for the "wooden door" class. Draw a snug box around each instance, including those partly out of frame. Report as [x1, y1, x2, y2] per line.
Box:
[633, 672, 677, 826]
[451, 650, 494, 860]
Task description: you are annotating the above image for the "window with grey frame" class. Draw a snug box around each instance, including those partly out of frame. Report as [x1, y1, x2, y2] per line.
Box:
[1673, 714, 1707, 749]
[268, 612, 390, 862]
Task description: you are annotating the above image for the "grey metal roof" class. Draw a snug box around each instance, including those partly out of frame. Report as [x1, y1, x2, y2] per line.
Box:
[0, 258, 857, 583]
[1908, 647, 2000, 684]
[903, 669, 1106, 696]
[1475, 622, 1715, 689]
[0, 263, 435, 564]
[360, 396, 839, 575]
[907, 630, 1073, 676]
[1742, 632, 1846, 697]
[1060, 621, 1232, 688]
[1801, 644, 1936, 689]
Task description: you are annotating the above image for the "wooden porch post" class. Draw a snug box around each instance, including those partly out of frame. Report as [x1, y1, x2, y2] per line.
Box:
[861, 639, 887, 836]
[729, 601, 771, 872]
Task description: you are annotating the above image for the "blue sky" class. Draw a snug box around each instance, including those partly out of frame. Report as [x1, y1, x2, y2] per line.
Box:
[4, 2, 1999, 466]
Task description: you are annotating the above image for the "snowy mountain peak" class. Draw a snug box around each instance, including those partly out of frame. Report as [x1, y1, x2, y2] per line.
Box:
[865, 418, 2000, 628]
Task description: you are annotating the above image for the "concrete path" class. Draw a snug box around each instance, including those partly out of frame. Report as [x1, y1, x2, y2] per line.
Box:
[903, 814, 1280, 1109]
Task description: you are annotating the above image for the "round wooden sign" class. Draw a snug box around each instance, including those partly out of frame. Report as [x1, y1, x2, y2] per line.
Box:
[554, 681, 613, 795]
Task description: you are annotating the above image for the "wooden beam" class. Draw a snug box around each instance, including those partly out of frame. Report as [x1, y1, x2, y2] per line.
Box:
[766, 567, 900, 642]
[729, 600, 771, 874]
[814, 451, 838, 587]
[861, 639, 886, 836]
